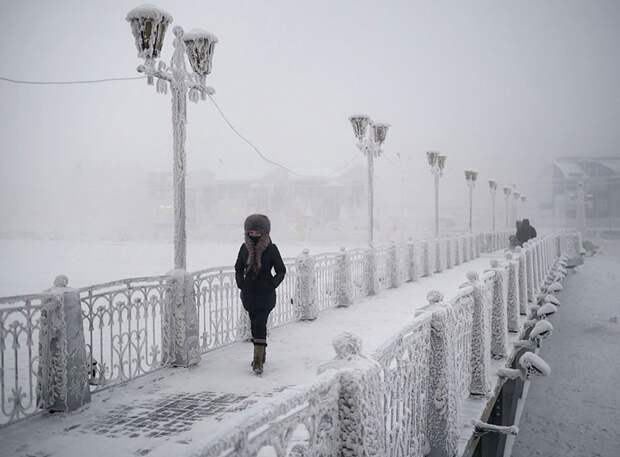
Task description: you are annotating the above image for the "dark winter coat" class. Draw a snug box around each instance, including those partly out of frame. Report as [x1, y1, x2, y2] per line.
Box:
[235, 242, 286, 311]
[516, 220, 537, 245]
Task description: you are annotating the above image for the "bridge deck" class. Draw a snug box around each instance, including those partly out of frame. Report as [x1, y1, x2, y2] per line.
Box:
[1, 253, 506, 457]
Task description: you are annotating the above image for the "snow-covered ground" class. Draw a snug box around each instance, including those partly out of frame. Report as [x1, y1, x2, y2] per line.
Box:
[513, 240, 620, 457]
[0, 238, 342, 296]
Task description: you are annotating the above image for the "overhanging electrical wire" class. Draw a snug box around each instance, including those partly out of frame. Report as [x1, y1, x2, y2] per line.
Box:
[0, 75, 146, 85]
[0, 72, 362, 178]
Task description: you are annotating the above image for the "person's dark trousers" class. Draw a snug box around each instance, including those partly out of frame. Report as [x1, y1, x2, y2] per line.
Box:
[249, 304, 271, 344]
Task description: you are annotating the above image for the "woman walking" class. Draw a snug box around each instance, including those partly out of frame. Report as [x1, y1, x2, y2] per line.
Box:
[235, 214, 286, 375]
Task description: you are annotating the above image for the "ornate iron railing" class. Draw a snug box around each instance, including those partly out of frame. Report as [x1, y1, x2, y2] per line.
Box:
[374, 316, 432, 457]
[79, 276, 169, 391]
[449, 287, 475, 402]
[196, 370, 341, 457]
[192, 267, 248, 352]
[314, 253, 338, 311]
[0, 294, 45, 427]
[349, 248, 369, 300]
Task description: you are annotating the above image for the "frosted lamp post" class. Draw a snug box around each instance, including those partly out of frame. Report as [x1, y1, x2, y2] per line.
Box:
[427, 151, 447, 237]
[513, 191, 521, 227]
[465, 169, 478, 233]
[126, 5, 217, 270]
[488, 179, 498, 231]
[503, 186, 512, 229]
[349, 115, 389, 247]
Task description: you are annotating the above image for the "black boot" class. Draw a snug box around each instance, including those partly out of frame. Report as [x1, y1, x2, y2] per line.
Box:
[251, 344, 265, 375]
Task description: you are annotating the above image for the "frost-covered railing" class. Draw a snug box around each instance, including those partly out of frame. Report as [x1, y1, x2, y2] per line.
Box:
[0, 229, 514, 429]
[192, 369, 342, 457]
[79, 276, 169, 392]
[314, 253, 338, 311]
[373, 315, 432, 457]
[0, 294, 45, 427]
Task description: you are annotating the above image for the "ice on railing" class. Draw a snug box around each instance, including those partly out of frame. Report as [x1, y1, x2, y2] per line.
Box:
[79, 276, 170, 390]
[374, 317, 432, 457]
[0, 294, 45, 427]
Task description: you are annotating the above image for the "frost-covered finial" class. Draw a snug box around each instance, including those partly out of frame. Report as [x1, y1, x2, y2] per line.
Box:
[548, 282, 563, 293]
[426, 290, 444, 304]
[332, 332, 363, 360]
[515, 246, 522, 253]
[519, 351, 551, 378]
[302, 248, 310, 256]
[466, 270, 479, 282]
[53, 275, 69, 288]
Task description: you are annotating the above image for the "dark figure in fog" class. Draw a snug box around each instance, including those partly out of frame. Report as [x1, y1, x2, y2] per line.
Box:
[235, 214, 286, 375]
[516, 218, 537, 245]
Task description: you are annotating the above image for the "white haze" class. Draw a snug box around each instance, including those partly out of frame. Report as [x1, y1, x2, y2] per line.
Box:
[0, 0, 619, 244]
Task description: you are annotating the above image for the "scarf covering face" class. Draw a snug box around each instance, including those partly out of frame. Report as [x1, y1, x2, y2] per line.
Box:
[245, 233, 271, 275]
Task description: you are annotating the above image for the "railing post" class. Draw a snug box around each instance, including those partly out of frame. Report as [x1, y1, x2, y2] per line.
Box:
[295, 249, 318, 320]
[515, 247, 528, 315]
[524, 242, 535, 304]
[462, 271, 491, 397]
[318, 332, 385, 457]
[422, 240, 431, 277]
[162, 269, 201, 367]
[434, 239, 443, 273]
[446, 237, 453, 270]
[37, 275, 91, 413]
[366, 247, 378, 296]
[407, 238, 418, 282]
[336, 247, 353, 307]
[388, 241, 400, 289]
[463, 236, 470, 262]
[486, 261, 507, 359]
[426, 291, 459, 457]
[504, 253, 520, 333]
[454, 237, 461, 266]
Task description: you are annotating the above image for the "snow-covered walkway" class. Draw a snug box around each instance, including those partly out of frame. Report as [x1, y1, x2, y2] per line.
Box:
[513, 240, 620, 457]
[0, 252, 501, 457]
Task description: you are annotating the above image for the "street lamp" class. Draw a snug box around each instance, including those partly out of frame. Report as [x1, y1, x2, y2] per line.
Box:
[503, 186, 512, 229]
[488, 179, 498, 231]
[427, 151, 447, 237]
[465, 169, 478, 233]
[349, 115, 389, 247]
[126, 5, 217, 270]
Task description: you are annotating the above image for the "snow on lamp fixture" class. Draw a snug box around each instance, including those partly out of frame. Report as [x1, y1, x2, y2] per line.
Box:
[349, 115, 370, 142]
[183, 29, 218, 88]
[437, 154, 446, 172]
[126, 5, 173, 84]
[372, 123, 389, 148]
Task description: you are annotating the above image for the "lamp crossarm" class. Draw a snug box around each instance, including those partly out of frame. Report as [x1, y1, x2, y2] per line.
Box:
[137, 63, 215, 96]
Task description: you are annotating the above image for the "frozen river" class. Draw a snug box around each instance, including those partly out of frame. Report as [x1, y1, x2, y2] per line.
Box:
[0, 238, 344, 297]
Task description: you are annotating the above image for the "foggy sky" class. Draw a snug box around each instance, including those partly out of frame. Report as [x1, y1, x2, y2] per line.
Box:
[1, 0, 619, 237]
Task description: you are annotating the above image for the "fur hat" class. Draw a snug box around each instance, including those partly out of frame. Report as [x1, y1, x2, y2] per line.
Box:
[244, 214, 271, 235]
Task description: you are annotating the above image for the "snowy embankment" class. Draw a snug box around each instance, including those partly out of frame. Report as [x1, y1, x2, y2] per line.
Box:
[0, 239, 339, 296]
[0, 252, 498, 457]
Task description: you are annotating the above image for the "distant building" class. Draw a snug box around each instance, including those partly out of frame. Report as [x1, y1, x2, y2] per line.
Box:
[551, 156, 620, 230]
[146, 166, 367, 239]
